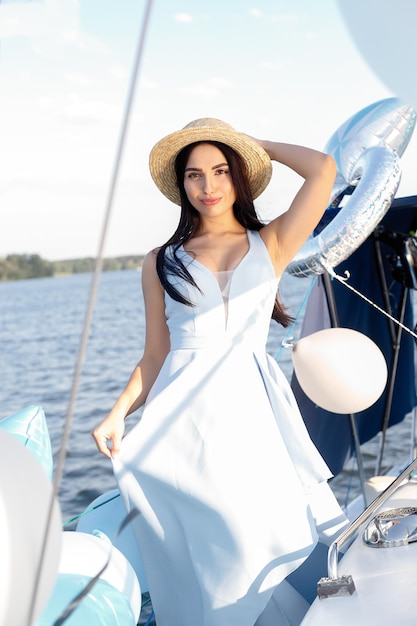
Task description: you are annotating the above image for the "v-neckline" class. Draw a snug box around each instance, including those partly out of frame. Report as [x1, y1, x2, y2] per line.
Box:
[180, 230, 251, 276]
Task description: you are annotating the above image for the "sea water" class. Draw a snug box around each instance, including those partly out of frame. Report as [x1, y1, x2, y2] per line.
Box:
[0, 269, 414, 520]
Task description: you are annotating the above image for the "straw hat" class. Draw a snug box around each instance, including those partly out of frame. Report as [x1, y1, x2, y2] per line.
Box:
[149, 118, 272, 205]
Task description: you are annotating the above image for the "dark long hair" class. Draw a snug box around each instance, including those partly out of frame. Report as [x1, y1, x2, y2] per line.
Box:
[156, 141, 292, 326]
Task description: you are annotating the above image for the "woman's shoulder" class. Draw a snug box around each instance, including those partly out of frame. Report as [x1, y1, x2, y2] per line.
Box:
[142, 248, 159, 273]
[142, 243, 180, 272]
[143, 248, 159, 260]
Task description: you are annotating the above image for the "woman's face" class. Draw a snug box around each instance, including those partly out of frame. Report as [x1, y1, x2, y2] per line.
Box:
[183, 143, 236, 217]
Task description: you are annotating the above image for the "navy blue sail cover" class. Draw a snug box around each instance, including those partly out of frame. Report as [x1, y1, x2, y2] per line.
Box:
[292, 196, 417, 475]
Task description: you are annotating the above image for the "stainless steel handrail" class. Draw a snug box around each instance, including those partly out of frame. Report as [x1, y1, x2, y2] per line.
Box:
[320, 456, 417, 594]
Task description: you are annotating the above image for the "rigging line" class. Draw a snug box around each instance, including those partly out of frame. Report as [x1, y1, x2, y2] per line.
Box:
[325, 265, 417, 340]
[144, 610, 155, 626]
[63, 491, 121, 527]
[26, 2, 155, 624]
[276, 275, 318, 360]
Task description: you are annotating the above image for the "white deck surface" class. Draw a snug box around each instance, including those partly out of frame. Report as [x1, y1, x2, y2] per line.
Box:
[301, 480, 417, 626]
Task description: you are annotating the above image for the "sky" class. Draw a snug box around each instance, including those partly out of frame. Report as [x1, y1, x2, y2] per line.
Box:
[1, 0, 416, 261]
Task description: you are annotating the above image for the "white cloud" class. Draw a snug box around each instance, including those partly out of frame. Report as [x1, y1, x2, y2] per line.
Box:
[0, 0, 79, 38]
[174, 13, 193, 24]
[139, 74, 158, 91]
[249, 8, 302, 24]
[180, 77, 235, 99]
[59, 93, 120, 124]
[304, 31, 316, 41]
[108, 64, 129, 82]
[249, 9, 263, 19]
[63, 30, 109, 55]
[0, 2, 49, 37]
[0, 0, 110, 64]
[259, 61, 284, 72]
[270, 12, 302, 24]
[65, 71, 91, 87]
[37, 95, 53, 110]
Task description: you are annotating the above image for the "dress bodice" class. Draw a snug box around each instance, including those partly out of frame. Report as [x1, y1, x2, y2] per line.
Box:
[164, 230, 279, 351]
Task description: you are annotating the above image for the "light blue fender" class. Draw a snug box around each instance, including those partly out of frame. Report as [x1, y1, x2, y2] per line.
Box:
[77, 489, 148, 593]
[0, 405, 53, 480]
[35, 573, 136, 626]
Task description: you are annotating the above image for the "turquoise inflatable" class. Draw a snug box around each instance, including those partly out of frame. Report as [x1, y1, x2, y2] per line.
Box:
[77, 489, 148, 593]
[35, 573, 136, 626]
[0, 405, 53, 480]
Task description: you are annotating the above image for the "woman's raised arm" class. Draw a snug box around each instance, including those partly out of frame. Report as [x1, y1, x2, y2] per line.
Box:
[255, 139, 336, 275]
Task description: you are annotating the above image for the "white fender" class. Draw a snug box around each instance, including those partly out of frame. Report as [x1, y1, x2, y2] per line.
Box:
[36, 531, 142, 625]
[0, 429, 62, 625]
[76, 488, 148, 593]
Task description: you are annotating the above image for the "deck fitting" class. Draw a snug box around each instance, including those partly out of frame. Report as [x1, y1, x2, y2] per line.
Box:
[317, 574, 356, 599]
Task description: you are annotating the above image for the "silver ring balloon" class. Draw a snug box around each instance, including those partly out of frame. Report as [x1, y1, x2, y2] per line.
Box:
[287, 146, 401, 277]
[286, 97, 416, 278]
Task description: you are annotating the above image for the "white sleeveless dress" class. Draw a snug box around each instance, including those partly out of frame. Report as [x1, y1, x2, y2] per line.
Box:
[113, 230, 344, 625]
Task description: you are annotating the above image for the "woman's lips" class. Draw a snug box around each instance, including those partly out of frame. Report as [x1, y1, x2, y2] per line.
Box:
[201, 197, 221, 206]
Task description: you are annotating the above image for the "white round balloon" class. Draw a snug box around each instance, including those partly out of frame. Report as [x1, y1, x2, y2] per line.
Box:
[337, 0, 417, 109]
[292, 328, 388, 413]
[0, 429, 62, 625]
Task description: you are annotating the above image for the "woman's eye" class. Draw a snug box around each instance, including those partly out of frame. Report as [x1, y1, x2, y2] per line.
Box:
[187, 172, 201, 179]
[215, 168, 229, 175]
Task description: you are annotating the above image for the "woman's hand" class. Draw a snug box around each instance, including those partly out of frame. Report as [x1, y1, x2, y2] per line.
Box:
[92, 411, 126, 459]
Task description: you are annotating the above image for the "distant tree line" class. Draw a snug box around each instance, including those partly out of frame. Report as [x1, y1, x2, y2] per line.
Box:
[0, 254, 145, 281]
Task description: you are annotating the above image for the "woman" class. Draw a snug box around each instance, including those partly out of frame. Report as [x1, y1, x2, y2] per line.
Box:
[92, 118, 347, 625]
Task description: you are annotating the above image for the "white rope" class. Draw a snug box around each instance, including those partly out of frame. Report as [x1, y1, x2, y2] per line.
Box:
[324, 264, 417, 340]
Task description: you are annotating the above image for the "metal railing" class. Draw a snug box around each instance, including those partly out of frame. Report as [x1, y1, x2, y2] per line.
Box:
[317, 456, 417, 599]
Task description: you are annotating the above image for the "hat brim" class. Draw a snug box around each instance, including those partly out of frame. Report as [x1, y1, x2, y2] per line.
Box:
[149, 123, 272, 205]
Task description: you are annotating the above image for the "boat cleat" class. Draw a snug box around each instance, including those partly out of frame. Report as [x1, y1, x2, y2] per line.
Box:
[317, 574, 356, 599]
